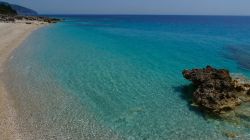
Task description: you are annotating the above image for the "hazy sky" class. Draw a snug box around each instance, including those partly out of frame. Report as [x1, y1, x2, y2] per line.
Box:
[4, 0, 250, 15]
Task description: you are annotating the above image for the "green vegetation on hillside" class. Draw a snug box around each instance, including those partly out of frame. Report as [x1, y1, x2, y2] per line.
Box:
[0, 3, 17, 15]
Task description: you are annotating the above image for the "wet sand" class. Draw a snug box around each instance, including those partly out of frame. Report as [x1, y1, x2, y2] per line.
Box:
[0, 22, 45, 140]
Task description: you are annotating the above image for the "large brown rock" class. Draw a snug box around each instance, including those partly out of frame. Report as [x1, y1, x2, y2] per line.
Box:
[182, 66, 250, 114]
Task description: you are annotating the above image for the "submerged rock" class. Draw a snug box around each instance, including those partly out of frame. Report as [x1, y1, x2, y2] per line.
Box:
[223, 131, 238, 138]
[182, 66, 250, 114]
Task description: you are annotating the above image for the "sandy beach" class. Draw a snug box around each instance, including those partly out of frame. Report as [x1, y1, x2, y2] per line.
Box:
[0, 22, 45, 140]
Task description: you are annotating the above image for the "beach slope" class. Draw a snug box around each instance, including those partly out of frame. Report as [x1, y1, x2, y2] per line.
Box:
[0, 22, 44, 140]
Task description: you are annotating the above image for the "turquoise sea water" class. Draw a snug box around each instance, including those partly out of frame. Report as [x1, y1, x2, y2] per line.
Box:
[4, 16, 250, 139]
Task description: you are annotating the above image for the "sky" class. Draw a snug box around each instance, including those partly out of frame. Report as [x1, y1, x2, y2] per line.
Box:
[4, 0, 250, 15]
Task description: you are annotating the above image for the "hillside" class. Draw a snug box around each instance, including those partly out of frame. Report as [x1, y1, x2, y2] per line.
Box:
[0, 1, 37, 16]
[0, 2, 17, 15]
[11, 4, 37, 15]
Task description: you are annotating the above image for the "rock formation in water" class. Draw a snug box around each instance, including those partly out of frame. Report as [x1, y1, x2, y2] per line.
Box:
[182, 66, 250, 114]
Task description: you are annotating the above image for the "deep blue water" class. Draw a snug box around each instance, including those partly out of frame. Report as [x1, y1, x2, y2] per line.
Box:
[4, 15, 250, 139]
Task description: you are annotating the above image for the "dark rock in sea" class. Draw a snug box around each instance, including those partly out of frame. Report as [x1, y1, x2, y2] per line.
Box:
[182, 66, 250, 114]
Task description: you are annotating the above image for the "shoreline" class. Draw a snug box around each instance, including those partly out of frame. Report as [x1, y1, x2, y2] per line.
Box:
[0, 22, 46, 140]
[0, 20, 122, 140]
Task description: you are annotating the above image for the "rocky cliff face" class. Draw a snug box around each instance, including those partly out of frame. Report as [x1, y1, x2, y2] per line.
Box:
[182, 66, 250, 114]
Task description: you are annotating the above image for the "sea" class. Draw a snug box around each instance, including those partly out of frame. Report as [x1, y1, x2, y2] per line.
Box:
[3, 15, 250, 140]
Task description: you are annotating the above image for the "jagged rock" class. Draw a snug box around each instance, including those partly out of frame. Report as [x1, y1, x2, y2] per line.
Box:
[182, 66, 250, 114]
[232, 75, 250, 92]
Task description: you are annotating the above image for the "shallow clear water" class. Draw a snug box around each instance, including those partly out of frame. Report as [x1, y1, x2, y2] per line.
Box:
[4, 15, 250, 139]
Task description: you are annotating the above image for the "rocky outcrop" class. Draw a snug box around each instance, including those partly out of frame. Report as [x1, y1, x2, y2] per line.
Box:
[182, 66, 250, 114]
[14, 15, 60, 23]
[0, 14, 60, 23]
[0, 14, 15, 22]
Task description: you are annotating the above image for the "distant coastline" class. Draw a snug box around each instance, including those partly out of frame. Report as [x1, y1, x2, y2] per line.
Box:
[0, 1, 60, 23]
[40, 14, 250, 17]
[0, 13, 250, 139]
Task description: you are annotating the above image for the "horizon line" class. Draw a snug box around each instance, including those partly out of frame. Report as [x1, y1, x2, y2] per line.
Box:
[40, 14, 250, 17]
